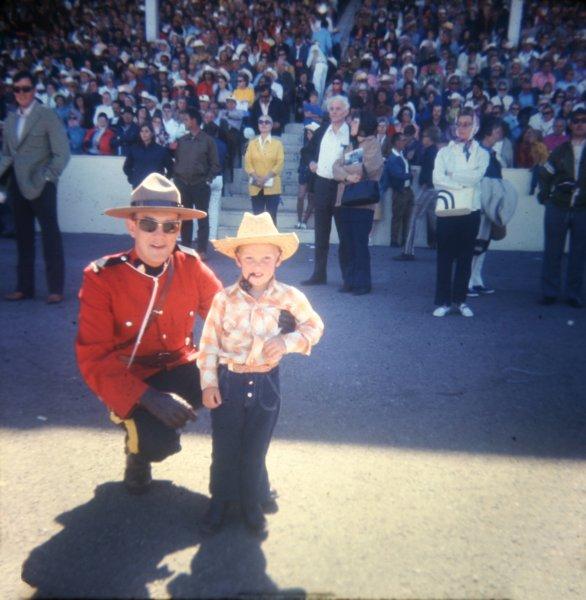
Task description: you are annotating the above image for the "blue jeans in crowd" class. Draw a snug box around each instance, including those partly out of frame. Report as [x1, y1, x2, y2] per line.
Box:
[542, 203, 586, 301]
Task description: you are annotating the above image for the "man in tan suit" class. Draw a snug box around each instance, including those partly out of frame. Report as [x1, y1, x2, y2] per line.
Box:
[0, 70, 70, 303]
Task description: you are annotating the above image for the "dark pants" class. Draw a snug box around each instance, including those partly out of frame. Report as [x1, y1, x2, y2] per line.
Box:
[0, 190, 15, 235]
[310, 176, 338, 281]
[115, 362, 203, 463]
[251, 193, 280, 225]
[391, 187, 415, 246]
[335, 206, 374, 290]
[435, 211, 481, 306]
[542, 204, 586, 301]
[174, 179, 211, 253]
[11, 179, 64, 296]
[210, 366, 280, 506]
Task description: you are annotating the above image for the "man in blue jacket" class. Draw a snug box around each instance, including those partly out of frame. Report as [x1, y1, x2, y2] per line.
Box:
[381, 133, 414, 247]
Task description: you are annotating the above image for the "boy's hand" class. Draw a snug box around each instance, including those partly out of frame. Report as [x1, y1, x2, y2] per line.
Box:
[263, 336, 287, 363]
[203, 386, 222, 409]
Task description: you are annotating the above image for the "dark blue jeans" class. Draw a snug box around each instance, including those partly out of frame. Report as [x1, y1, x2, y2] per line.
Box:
[542, 204, 586, 301]
[335, 206, 374, 290]
[251, 193, 280, 225]
[210, 366, 281, 505]
[11, 180, 64, 296]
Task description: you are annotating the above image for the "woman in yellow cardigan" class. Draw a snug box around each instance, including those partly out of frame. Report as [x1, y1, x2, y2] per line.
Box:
[244, 115, 285, 224]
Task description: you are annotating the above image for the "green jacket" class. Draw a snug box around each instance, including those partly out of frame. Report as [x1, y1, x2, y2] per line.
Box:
[0, 102, 70, 199]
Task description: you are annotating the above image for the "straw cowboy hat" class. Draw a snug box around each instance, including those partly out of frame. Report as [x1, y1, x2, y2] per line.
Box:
[212, 212, 299, 260]
[105, 173, 206, 220]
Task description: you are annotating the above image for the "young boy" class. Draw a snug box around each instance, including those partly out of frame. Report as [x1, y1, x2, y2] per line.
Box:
[197, 212, 324, 535]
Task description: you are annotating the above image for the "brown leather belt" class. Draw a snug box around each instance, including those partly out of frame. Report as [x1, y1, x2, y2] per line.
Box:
[119, 348, 184, 368]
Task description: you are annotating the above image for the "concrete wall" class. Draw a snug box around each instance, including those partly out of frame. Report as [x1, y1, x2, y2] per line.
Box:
[56, 157, 544, 251]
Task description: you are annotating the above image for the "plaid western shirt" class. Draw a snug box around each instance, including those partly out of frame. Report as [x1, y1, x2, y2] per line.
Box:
[197, 278, 324, 389]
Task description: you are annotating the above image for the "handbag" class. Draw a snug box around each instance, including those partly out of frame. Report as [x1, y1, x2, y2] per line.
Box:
[341, 164, 380, 207]
[435, 187, 474, 217]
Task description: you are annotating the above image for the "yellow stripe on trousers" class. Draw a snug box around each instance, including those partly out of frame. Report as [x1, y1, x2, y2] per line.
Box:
[110, 412, 140, 454]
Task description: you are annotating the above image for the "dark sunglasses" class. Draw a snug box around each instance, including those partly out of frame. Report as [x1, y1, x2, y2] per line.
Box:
[134, 217, 181, 234]
[258, 119, 272, 125]
[573, 117, 586, 124]
[13, 85, 33, 93]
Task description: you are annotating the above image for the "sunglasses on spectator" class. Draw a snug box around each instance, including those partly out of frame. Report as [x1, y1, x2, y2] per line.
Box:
[13, 85, 33, 93]
[134, 217, 181, 234]
[258, 119, 272, 125]
[572, 117, 586, 124]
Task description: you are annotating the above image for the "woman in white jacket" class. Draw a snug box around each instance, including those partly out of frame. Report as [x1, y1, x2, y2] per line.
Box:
[432, 107, 489, 317]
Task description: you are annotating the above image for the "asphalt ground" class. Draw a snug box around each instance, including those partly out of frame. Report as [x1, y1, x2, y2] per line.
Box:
[0, 233, 585, 600]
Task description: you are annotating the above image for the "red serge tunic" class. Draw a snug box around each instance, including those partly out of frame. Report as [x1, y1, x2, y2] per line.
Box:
[75, 245, 222, 418]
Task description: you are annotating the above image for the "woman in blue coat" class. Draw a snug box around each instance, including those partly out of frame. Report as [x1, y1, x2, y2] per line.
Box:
[123, 123, 173, 189]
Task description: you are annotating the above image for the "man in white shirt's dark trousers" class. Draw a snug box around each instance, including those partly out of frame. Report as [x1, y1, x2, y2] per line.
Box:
[300, 96, 350, 285]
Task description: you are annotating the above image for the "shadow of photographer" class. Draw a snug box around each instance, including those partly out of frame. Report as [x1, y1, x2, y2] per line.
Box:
[167, 507, 306, 599]
[21, 481, 304, 599]
[21, 481, 206, 598]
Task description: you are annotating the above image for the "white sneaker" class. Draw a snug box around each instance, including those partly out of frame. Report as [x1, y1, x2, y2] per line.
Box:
[300, 222, 307, 229]
[295, 221, 302, 229]
[457, 303, 474, 317]
[433, 305, 451, 317]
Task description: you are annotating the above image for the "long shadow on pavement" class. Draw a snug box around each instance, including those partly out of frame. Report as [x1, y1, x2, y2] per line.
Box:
[21, 481, 295, 598]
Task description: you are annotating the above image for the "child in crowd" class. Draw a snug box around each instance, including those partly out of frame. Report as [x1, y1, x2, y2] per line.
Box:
[197, 212, 324, 536]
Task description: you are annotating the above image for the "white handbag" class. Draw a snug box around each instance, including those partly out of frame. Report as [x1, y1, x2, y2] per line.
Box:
[435, 187, 474, 217]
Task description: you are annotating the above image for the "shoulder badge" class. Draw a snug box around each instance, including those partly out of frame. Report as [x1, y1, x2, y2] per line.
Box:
[90, 254, 129, 273]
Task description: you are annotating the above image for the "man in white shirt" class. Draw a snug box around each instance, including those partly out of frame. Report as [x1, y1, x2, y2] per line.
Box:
[301, 95, 350, 285]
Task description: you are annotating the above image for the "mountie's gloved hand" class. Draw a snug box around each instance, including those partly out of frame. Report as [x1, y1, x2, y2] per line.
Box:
[139, 388, 196, 429]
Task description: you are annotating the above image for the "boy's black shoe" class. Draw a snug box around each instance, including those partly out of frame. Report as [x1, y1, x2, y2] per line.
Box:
[242, 503, 268, 536]
[200, 500, 228, 535]
[124, 454, 152, 495]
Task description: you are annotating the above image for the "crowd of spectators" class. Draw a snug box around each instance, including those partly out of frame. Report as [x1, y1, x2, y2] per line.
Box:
[0, 0, 584, 172]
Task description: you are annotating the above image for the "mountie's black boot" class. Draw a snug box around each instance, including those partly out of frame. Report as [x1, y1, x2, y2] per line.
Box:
[124, 453, 152, 495]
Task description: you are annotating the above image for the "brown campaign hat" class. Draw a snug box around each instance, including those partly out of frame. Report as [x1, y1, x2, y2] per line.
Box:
[105, 173, 206, 220]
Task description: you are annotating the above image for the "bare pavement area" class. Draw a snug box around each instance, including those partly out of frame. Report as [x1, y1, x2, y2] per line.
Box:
[0, 233, 585, 600]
